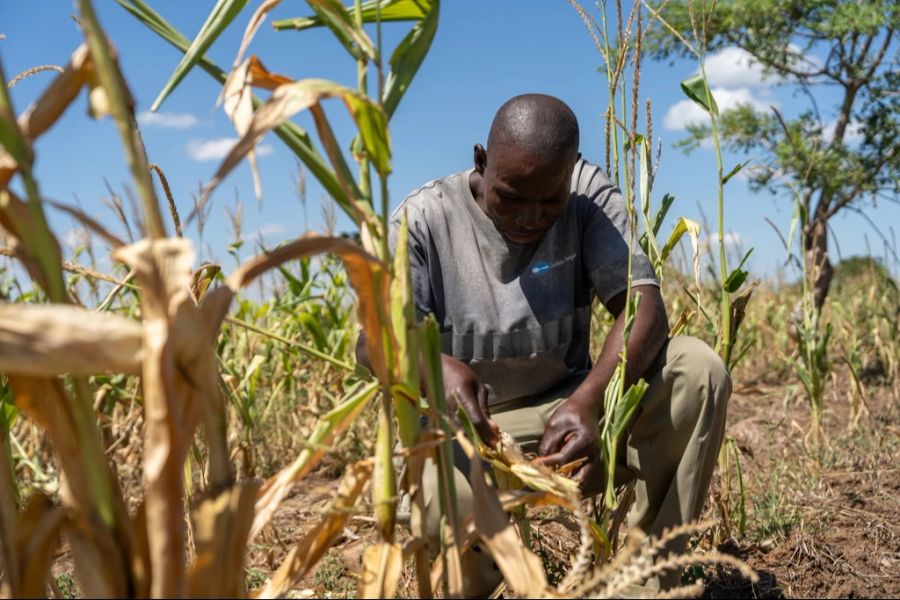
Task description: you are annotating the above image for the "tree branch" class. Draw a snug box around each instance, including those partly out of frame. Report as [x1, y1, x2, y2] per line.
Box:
[862, 28, 894, 83]
[823, 146, 897, 221]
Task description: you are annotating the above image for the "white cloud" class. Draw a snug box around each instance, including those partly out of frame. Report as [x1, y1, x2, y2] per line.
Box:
[702, 45, 822, 90]
[704, 232, 743, 248]
[186, 137, 273, 161]
[704, 47, 776, 89]
[249, 223, 287, 239]
[137, 110, 198, 129]
[663, 86, 775, 131]
[63, 227, 90, 249]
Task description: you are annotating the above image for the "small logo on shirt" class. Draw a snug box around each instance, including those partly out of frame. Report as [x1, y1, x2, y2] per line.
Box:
[531, 253, 576, 275]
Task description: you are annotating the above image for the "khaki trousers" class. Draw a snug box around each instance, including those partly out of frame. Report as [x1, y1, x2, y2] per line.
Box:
[420, 336, 731, 596]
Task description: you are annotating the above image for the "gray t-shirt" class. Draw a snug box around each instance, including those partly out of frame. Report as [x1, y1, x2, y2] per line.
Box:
[390, 158, 658, 405]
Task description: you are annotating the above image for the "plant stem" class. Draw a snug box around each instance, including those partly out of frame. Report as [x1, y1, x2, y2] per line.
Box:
[80, 0, 166, 239]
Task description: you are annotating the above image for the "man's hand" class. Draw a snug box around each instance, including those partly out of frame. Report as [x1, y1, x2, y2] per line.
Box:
[441, 354, 500, 446]
[537, 395, 602, 493]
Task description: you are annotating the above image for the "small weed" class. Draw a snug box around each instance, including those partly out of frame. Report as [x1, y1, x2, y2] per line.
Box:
[314, 550, 355, 598]
[54, 572, 77, 599]
[532, 526, 569, 587]
[749, 489, 797, 543]
[245, 567, 268, 592]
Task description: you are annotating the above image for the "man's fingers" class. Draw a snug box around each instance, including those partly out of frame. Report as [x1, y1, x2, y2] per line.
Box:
[538, 426, 576, 457]
[455, 386, 498, 445]
[535, 435, 581, 468]
[477, 384, 491, 415]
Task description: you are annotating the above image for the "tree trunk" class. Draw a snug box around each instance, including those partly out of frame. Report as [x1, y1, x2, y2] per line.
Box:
[804, 217, 833, 312]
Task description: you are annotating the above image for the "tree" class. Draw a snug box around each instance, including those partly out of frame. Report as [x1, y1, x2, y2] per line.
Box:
[645, 0, 898, 310]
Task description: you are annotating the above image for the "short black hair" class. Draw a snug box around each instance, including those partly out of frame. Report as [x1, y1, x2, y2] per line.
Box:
[487, 94, 580, 162]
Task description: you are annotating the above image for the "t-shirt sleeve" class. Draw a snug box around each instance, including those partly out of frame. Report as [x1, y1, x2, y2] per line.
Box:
[389, 203, 435, 319]
[580, 172, 659, 305]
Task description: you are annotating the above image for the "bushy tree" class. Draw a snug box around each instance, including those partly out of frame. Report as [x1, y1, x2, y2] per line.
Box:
[646, 0, 898, 309]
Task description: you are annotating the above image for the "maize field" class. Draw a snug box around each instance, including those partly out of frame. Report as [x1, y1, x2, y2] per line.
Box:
[0, 0, 897, 598]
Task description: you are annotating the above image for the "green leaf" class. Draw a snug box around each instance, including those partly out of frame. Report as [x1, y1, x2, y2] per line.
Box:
[273, 0, 428, 30]
[298, 313, 329, 351]
[307, 0, 377, 61]
[151, 0, 250, 111]
[0, 66, 32, 169]
[0, 399, 18, 432]
[660, 216, 701, 263]
[680, 74, 718, 116]
[723, 268, 748, 294]
[651, 194, 675, 237]
[723, 248, 753, 293]
[611, 380, 648, 440]
[722, 159, 751, 185]
[382, 0, 439, 118]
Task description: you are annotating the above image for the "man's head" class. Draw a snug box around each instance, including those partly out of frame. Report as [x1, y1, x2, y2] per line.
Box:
[473, 93, 580, 245]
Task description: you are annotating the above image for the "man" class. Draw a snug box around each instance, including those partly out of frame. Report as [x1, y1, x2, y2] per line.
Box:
[361, 93, 730, 595]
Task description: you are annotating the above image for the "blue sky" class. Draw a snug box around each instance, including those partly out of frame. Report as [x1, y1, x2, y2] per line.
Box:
[2, 1, 898, 280]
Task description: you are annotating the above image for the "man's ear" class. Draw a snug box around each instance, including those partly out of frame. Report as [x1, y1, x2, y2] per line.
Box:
[473, 143, 487, 174]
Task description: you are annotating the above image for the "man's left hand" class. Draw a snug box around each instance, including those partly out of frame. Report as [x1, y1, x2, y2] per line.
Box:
[536, 396, 602, 493]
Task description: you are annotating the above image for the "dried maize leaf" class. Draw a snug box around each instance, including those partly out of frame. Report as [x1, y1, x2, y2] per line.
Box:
[113, 238, 204, 598]
[130, 502, 152, 599]
[7, 375, 130, 597]
[0, 189, 63, 295]
[17, 493, 65, 598]
[248, 55, 292, 90]
[233, 0, 283, 72]
[201, 77, 389, 204]
[360, 541, 403, 599]
[0, 302, 142, 376]
[256, 460, 373, 599]
[0, 45, 90, 187]
[190, 263, 221, 302]
[222, 57, 261, 199]
[0, 422, 19, 594]
[457, 433, 548, 597]
[188, 481, 260, 598]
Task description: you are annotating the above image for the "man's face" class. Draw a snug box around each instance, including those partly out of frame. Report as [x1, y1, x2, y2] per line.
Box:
[476, 144, 575, 245]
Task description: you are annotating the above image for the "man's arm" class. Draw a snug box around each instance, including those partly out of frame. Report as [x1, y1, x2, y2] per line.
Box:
[355, 333, 500, 445]
[537, 284, 669, 488]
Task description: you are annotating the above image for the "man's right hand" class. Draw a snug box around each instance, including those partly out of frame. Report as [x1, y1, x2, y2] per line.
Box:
[440, 354, 500, 446]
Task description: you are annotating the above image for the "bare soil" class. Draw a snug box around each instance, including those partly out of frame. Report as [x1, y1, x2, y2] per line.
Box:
[249, 366, 899, 598]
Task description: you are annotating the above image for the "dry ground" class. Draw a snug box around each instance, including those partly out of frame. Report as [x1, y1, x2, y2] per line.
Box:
[46, 367, 898, 598]
[242, 365, 899, 598]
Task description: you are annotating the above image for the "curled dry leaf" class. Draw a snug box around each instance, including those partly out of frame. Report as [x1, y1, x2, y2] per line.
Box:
[6, 375, 130, 597]
[113, 237, 216, 597]
[360, 541, 403, 599]
[0, 45, 89, 187]
[188, 481, 260, 598]
[232, 0, 283, 67]
[457, 432, 549, 598]
[222, 55, 293, 200]
[0, 302, 142, 375]
[16, 493, 66, 598]
[223, 58, 261, 200]
[0, 189, 64, 295]
[256, 460, 373, 599]
[200, 78, 390, 207]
